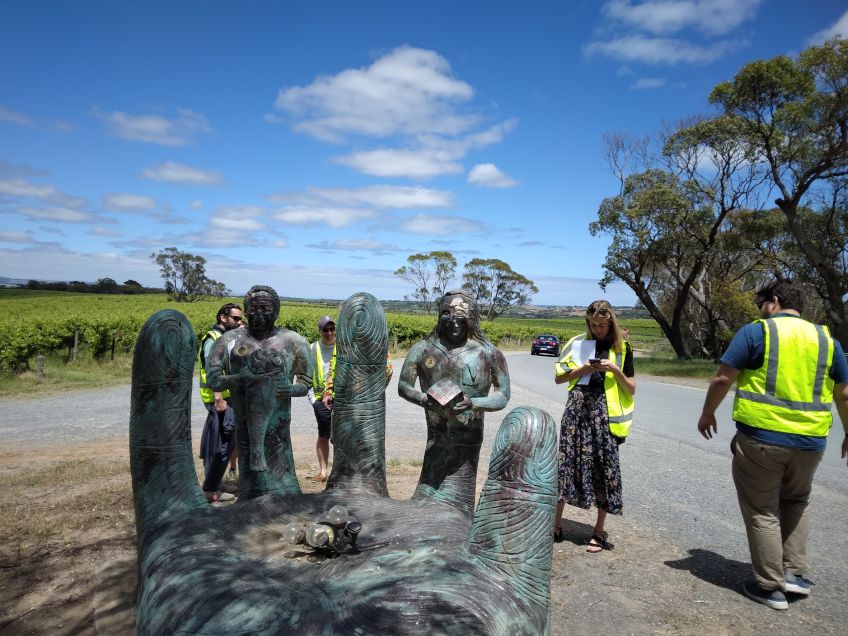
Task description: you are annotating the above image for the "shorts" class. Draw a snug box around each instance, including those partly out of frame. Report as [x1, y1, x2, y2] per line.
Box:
[312, 400, 332, 439]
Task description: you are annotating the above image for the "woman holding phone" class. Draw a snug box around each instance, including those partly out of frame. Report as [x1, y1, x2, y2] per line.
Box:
[552, 300, 635, 552]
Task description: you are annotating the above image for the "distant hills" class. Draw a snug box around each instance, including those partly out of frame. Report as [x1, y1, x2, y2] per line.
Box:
[0, 276, 30, 287]
[1, 279, 647, 318]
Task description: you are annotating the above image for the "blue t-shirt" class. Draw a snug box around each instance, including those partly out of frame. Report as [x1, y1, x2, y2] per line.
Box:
[720, 313, 848, 451]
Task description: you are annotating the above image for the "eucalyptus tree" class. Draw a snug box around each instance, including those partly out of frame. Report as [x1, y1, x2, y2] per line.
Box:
[591, 116, 769, 359]
[709, 37, 848, 343]
[394, 251, 457, 314]
[461, 258, 538, 321]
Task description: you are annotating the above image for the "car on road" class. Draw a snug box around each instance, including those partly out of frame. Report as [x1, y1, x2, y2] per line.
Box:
[530, 334, 560, 356]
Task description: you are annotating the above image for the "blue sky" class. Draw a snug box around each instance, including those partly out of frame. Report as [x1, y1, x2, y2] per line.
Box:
[1, 1, 847, 305]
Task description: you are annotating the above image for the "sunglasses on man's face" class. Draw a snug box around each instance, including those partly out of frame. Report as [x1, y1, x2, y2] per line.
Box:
[322, 326, 335, 333]
[229, 314, 243, 321]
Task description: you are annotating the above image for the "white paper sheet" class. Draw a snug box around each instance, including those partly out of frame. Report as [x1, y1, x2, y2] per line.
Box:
[574, 340, 596, 385]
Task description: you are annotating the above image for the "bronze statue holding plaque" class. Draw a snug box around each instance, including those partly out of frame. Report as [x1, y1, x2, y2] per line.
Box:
[398, 289, 511, 515]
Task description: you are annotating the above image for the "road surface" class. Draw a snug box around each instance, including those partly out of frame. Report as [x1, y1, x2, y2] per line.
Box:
[4, 350, 848, 632]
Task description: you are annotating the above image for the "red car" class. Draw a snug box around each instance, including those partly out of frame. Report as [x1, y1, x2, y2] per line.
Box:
[531, 334, 560, 356]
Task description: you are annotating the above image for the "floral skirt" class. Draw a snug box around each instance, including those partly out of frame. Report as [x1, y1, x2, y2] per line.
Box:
[557, 385, 623, 514]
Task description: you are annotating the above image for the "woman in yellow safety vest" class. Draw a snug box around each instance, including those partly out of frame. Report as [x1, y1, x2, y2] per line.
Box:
[552, 300, 635, 552]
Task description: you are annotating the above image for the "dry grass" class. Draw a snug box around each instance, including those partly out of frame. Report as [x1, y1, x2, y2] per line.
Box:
[1, 442, 429, 556]
[0, 355, 134, 398]
[0, 437, 433, 634]
[1, 456, 131, 543]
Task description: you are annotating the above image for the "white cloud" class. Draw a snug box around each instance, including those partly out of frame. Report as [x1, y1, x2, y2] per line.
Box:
[272, 205, 377, 228]
[272, 47, 516, 180]
[302, 185, 454, 209]
[209, 206, 266, 232]
[588, 1, 759, 66]
[0, 160, 47, 178]
[468, 163, 518, 188]
[17, 206, 105, 223]
[0, 178, 86, 208]
[397, 213, 484, 236]
[191, 200, 204, 209]
[603, 0, 762, 37]
[334, 148, 464, 179]
[0, 105, 34, 126]
[187, 228, 264, 248]
[461, 119, 518, 148]
[140, 161, 225, 186]
[631, 77, 667, 89]
[0, 231, 38, 244]
[46, 118, 76, 132]
[88, 227, 123, 237]
[96, 107, 211, 146]
[38, 225, 64, 235]
[0, 245, 161, 287]
[585, 35, 740, 64]
[102, 192, 157, 211]
[809, 9, 848, 45]
[272, 46, 477, 142]
[333, 119, 517, 180]
[308, 238, 399, 254]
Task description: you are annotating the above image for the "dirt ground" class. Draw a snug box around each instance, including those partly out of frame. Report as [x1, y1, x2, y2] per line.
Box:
[1, 408, 837, 636]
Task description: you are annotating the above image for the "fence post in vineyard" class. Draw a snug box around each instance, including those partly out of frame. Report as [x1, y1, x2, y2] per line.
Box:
[36, 355, 44, 382]
[71, 330, 79, 363]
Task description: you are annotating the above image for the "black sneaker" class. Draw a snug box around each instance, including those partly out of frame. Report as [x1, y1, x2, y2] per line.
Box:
[742, 582, 789, 610]
[784, 572, 812, 596]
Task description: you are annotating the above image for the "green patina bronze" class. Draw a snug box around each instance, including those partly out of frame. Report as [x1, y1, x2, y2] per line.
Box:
[399, 289, 511, 514]
[206, 285, 311, 498]
[130, 290, 557, 635]
[326, 292, 389, 495]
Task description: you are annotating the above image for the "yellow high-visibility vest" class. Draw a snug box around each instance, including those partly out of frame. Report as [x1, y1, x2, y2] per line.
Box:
[555, 334, 634, 438]
[311, 341, 335, 392]
[733, 317, 834, 437]
[198, 328, 230, 404]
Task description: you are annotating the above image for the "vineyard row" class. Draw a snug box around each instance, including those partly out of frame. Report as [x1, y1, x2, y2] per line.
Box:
[0, 292, 663, 371]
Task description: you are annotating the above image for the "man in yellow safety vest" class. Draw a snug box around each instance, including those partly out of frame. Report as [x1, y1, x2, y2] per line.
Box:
[198, 303, 243, 502]
[698, 279, 848, 610]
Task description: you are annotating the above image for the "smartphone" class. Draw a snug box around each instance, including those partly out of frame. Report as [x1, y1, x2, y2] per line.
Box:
[588, 358, 601, 364]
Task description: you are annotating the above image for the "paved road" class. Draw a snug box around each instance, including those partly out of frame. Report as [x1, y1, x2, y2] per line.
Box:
[5, 351, 848, 631]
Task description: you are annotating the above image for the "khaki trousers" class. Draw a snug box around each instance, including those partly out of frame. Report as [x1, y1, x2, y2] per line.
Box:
[731, 432, 823, 591]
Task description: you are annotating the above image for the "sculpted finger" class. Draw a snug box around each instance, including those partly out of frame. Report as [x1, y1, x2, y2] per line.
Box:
[326, 292, 389, 496]
[466, 406, 557, 620]
[130, 310, 205, 546]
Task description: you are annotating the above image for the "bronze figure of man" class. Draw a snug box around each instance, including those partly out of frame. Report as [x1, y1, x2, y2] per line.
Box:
[398, 289, 511, 514]
[206, 285, 312, 498]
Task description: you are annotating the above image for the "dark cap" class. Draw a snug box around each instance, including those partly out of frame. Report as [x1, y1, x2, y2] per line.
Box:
[318, 315, 335, 330]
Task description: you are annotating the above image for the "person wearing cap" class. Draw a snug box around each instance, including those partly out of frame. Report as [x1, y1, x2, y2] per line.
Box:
[309, 315, 336, 481]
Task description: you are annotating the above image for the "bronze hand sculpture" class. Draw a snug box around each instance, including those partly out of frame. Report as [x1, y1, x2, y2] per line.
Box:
[130, 292, 556, 635]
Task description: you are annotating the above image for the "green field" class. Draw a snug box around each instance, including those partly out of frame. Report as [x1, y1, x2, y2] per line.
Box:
[0, 289, 670, 375]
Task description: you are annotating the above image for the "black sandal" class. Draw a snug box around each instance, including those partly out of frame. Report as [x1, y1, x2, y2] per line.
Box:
[587, 531, 614, 552]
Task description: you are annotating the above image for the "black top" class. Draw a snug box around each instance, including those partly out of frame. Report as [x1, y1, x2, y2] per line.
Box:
[587, 339, 634, 391]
